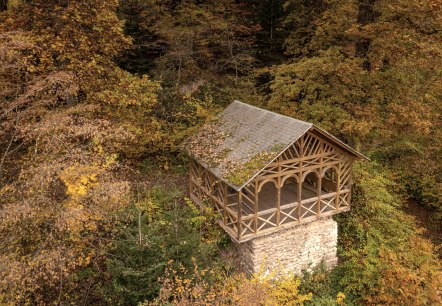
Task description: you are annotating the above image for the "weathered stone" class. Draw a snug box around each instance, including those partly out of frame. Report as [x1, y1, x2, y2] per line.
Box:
[236, 217, 338, 275]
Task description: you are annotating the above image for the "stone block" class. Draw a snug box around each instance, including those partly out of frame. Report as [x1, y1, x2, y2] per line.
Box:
[236, 217, 338, 275]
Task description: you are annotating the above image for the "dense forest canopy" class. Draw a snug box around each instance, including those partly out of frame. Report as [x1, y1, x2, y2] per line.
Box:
[0, 0, 441, 305]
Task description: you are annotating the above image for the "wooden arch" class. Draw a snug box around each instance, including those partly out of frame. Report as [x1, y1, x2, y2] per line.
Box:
[189, 130, 355, 242]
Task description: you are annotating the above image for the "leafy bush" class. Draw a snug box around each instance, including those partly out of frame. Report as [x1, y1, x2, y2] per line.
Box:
[147, 262, 313, 305]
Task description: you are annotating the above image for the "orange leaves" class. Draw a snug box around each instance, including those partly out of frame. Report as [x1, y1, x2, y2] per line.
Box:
[0, 2, 155, 302]
[373, 240, 442, 305]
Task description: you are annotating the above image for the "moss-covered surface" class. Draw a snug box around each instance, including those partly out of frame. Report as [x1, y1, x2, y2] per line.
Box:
[224, 143, 285, 187]
[183, 115, 287, 187]
[182, 118, 231, 168]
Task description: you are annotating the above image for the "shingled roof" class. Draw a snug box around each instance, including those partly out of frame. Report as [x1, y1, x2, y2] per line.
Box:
[182, 100, 367, 190]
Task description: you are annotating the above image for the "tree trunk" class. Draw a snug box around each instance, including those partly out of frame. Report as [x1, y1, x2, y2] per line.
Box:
[355, 0, 376, 70]
[0, 0, 7, 11]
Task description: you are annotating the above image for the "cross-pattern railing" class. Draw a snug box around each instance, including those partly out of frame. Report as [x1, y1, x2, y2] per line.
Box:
[231, 190, 350, 241]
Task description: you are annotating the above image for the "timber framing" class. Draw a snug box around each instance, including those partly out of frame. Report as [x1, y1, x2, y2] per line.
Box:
[183, 101, 367, 242]
[190, 130, 356, 242]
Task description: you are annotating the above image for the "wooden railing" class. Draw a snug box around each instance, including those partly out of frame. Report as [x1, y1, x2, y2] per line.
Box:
[189, 159, 351, 242]
[233, 190, 350, 241]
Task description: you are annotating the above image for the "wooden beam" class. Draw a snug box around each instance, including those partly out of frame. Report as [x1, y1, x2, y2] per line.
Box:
[233, 206, 350, 243]
[254, 180, 258, 233]
[237, 191, 242, 240]
[318, 140, 323, 215]
[266, 150, 341, 167]
[335, 163, 341, 209]
[277, 161, 281, 226]
[223, 183, 228, 225]
[297, 136, 304, 222]
[297, 181, 302, 222]
[348, 163, 353, 206]
[208, 172, 215, 210]
[317, 177, 322, 216]
[256, 160, 340, 182]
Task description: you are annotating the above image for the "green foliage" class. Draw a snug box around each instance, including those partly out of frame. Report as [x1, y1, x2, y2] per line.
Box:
[298, 263, 339, 305]
[282, 0, 328, 58]
[333, 162, 441, 304]
[269, 49, 369, 144]
[105, 186, 227, 304]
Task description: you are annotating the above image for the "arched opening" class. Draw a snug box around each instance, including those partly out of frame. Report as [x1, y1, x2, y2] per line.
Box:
[280, 175, 300, 224]
[302, 172, 319, 200]
[258, 180, 278, 211]
[300, 171, 319, 218]
[280, 176, 297, 206]
[257, 180, 278, 230]
[322, 167, 338, 193]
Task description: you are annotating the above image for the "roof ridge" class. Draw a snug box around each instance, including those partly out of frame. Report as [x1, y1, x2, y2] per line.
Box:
[232, 100, 313, 127]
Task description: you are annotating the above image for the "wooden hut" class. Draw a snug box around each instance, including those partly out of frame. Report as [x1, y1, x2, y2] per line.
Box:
[183, 101, 367, 272]
[182, 101, 368, 273]
[184, 101, 367, 242]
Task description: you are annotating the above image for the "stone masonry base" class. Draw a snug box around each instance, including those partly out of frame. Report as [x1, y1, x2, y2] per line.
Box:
[236, 217, 338, 275]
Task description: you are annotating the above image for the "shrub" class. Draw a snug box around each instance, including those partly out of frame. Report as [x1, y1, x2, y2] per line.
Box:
[104, 186, 226, 304]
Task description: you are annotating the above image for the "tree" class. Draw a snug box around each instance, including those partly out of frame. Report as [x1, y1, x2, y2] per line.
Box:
[0, 0, 163, 303]
[267, 2, 442, 302]
[269, 0, 439, 148]
[105, 186, 223, 304]
[282, 0, 326, 58]
[120, 0, 259, 86]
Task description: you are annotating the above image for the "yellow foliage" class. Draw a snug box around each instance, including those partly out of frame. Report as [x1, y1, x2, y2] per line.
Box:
[244, 265, 312, 306]
[56, 155, 123, 240]
[372, 238, 442, 305]
[152, 259, 312, 306]
[60, 165, 100, 200]
[336, 292, 346, 305]
[59, 154, 116, 200]
[269, 275, 312, 306]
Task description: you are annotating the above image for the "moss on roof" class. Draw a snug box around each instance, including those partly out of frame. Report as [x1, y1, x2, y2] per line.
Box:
[224, 144, 285, 186]
[182, 100, 366, 190]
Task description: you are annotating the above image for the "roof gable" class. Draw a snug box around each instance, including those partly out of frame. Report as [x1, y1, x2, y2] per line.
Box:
[182, 100, 367, 190]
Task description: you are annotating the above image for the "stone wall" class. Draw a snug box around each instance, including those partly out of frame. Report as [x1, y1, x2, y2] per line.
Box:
[236, 217, 338, 275]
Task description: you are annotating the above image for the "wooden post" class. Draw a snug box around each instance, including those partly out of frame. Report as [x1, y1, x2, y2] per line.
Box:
[237, 191, 242, 240]
[348, 162, 353, 206]
[298, 136, 304, 222]
[335, 163, 341, 209]
[209, 173, 214, 211]
[317, 175, 322, 215]
[223, 183, 228, 225]
[277, 160, 281, 226]
[318, 141, 323, 215]
[297, 179, 302, 221]
[254, 180, 258, 233]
